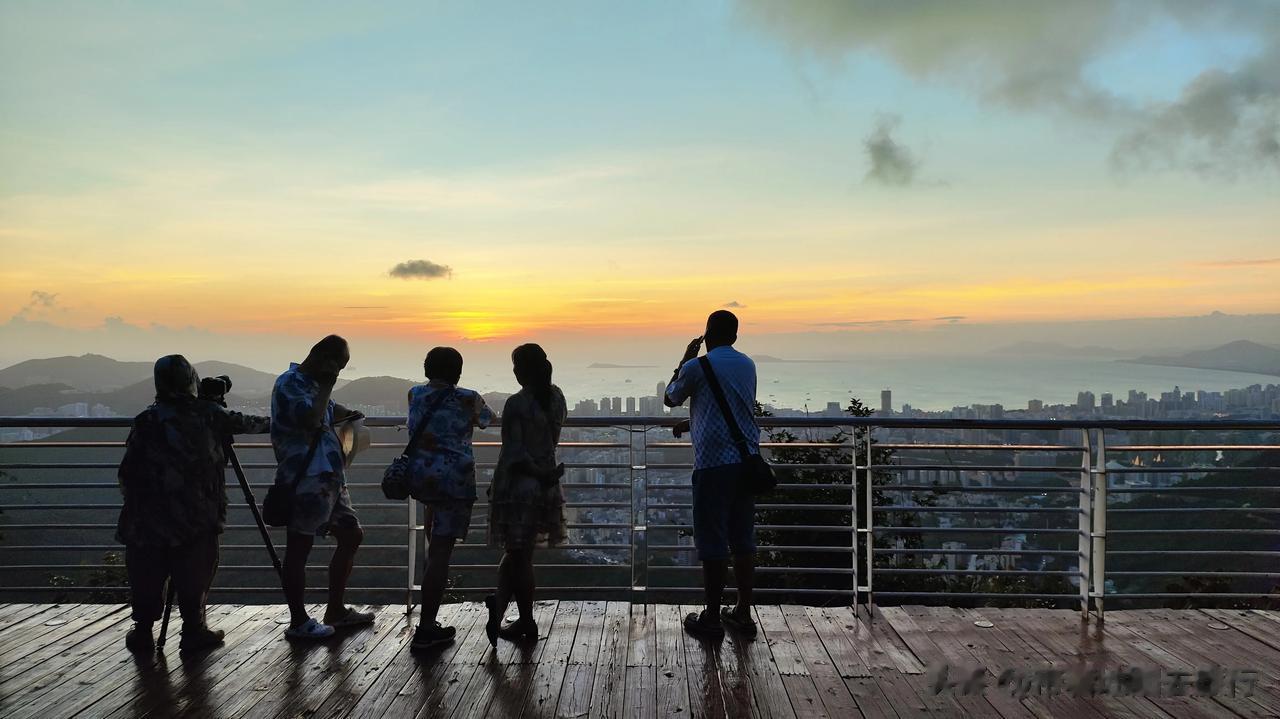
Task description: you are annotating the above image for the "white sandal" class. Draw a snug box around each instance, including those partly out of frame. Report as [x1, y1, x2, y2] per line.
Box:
[284, 617, 335, 641]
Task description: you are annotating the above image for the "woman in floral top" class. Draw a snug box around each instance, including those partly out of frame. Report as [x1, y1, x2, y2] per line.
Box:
[405, 346, 493, 649]
[484, 343, 568, 646]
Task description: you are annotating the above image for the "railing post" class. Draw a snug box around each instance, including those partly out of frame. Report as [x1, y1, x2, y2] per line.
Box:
[406, 497, 417, 616]
[849, 428, 859, 616]
[1077, 428, 1093, 621]
[630, 423, 648, 605]
[864, 423, 875, 614]
[1092, 430, 1107, 621]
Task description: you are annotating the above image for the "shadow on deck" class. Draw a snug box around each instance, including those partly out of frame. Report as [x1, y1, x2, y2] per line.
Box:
[0, 602, 1278, 718]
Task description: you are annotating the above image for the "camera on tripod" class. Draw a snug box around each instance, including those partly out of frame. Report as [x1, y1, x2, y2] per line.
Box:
[198, 375, 233, 407]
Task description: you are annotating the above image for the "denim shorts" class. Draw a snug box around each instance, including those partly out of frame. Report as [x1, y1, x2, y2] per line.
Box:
[691, 462, 756, 562]
[288, 472, 361, 537]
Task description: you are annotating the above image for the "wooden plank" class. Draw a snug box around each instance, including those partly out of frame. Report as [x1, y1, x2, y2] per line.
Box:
[802, 607, 872, 679]
[498, 599, 558, 665]
[555, 601, 606, 719]
[1146, 609, 1280, 717]
[623, 605, 658, 719]
[653, 604, 691, 719]
[679, 604, 726, 719]
[1105, 609, 1275, 719]
[380, 602, 489, 719]
[301, 604, 454, 719]
[522, 600, 581, 718]
[8, 605, 246, 719]
[781, 605, 866, 719]
[88, 604, 269, 719]
[712, 608, 758, 719]
[754, 605, 819, 718]
[587, 601, 629, 719]
[0, 605, 134, 708]
[1201, 608, 1280, 653]
[0, 603, 126, 676]
[880, 606, 1011, 719]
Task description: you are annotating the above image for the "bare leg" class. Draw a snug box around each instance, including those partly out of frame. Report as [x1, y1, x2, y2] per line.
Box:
[421, 536, 456, 625]
[325, 524, 363, 620]
[515, 548, 536, 622]
[495, 549, 517, 616]
[284, 531, 314, 627]
[702, 559, 728, 620]
[731, 553, 754, 616]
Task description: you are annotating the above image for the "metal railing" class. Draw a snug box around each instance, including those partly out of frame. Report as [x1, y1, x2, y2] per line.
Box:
[1, 415, 1277, 622]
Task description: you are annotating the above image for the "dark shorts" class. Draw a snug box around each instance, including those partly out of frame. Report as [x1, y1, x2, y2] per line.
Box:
[691, 462, 756, 562]
[288, 472, 361, 537]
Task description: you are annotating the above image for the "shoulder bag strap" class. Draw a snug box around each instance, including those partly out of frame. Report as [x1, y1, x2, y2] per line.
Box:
[697, 356, 754, 464]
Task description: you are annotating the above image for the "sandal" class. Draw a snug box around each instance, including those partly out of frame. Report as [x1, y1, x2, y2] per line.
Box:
[498, 618, 538, 642]
[284, 617, 335, 641]
[325, 606, 375, 628]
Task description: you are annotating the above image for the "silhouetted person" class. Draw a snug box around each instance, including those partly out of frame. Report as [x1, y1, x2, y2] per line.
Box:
[271, 335, 371, 640]
[117, 355, 270, 653]
[485, 343, 567, 647]
[665, 310, 760, 640]
[407, 347, 494, 649]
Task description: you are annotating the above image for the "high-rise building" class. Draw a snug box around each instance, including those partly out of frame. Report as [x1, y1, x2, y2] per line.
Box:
[656, 381, 666, 398]
[626, 397, 637, 415]
[1076, 391, 1096, 412]
[1101, 393, 1114, 410]
[880, 389, 892, 415]
[601, 397, 611, 415]
[1028, 399, 1044, 412]
[611, 397, 623, 414]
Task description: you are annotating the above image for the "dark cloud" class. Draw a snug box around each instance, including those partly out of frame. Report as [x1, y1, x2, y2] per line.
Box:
[389, 259, 452, 280]
[934, 316, 967, 323]
[723, 300, 747, 308]
[864, 115, 918, 186]
[738, 0, 1280, 178]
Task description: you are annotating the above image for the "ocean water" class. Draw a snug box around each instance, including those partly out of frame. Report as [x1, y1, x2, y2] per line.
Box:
[457, 356, 1278, 412]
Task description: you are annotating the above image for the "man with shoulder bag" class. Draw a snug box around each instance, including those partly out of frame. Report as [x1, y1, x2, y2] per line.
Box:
[665, 310, 772, 642]
[268, 335, 372, 641]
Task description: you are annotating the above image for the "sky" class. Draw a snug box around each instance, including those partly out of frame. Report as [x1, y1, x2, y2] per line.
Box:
[1, 1, 1278, 375]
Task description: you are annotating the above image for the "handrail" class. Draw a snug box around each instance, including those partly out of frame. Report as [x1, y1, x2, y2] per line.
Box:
[1, 415, 1276, 621]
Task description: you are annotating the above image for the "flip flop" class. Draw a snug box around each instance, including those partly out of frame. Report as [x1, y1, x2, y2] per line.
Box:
[326, 606, 376, 628]
[284, 617, 335, 641]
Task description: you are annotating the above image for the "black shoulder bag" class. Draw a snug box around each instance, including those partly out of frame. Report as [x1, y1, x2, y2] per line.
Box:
[698, 356, 776, 494]
[262, 426, 324, 527]
[381, 388, 452, 501]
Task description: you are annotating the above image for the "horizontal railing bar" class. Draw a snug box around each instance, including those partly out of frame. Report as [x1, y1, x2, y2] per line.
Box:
[1106, 571, 1280, 578]
[877, 527, 1083, 534]
[876, 485, 1085, 493]
[0, 544, 410, 551]
[874, 569, 1081, 576]
[1106, 550, 1280, 557]
[881, 444, 1085, 451]
[874, 548, 1080, 556]
[646, 524, 854, 533]
[872, 465, 1080, 473]
[648, 545, 852, 553]
[871, 506, 1081, 513]
[648, 566, 855, 576]
[1102, 593, 1280, 599]
[1106, 467, 1273, 474]
[1108, 445, 1277, 451]
[1107, 507, 1280, 514]
[1108, 486, 1280, 493]
[873, 592, 1079, 599]
[1108, 528, 1280, 535]
[5, 415, 1279, 430]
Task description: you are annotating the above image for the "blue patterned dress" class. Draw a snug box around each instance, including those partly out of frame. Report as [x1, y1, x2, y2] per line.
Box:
[406, 382, 493, 539]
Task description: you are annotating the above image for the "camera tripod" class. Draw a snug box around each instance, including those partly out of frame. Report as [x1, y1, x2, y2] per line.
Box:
[155, 440, 282, 649]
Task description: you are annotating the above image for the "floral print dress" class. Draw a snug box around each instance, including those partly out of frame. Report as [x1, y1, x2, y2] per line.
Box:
[487, 385, 568, 549]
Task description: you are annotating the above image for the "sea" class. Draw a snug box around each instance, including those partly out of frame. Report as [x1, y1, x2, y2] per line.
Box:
[426, 355, 1280, 413]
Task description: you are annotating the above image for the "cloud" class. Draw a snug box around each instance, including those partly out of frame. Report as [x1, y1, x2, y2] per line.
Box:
[723, 300, 747, 308]
[934, 316, 967, 323]
[1198, 257, 1280, 268]
[737, 0, 1280, 177]
[864, 115, 918, 186]
[15, 290, 61, 319]
[388, 259, 452, 280]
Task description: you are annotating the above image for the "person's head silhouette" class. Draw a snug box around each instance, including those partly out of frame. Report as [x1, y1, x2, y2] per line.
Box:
[704, 310, 738, 350]
[424, 346, 463, 385]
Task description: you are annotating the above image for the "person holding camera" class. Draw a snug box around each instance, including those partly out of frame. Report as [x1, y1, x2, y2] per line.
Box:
[270, 335, 372, 641]
[404, 347, 493, 650]
[116, 355, 270, 653]
[484, 343, 567, 646]
[664, 310, 761, 641]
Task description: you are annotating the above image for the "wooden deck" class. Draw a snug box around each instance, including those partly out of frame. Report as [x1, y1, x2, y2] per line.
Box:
[0, 602, 1278, 718]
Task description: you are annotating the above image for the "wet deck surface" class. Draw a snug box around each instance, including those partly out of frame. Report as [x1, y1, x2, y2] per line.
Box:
[0, 602, 1278, 717]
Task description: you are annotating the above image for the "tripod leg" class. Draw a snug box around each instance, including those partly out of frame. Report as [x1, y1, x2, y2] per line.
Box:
[227, 442, 284, 580]
[156, 580, 176, 649]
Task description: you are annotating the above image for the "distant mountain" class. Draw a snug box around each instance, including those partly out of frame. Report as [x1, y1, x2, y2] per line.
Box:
[0, 353, 286, 397]
[333, 376, 418, 412]
[1127, 340, 1280, 376]
[0, 354, 151, 391]
[752, 354, 838, 363]
[587, 363, 655, 369]
[989, 342, 1122, 357]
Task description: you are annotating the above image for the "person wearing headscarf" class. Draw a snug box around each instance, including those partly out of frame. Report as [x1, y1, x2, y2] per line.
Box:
[116, 354, 270, 653]
[484, 343, 567, 646]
